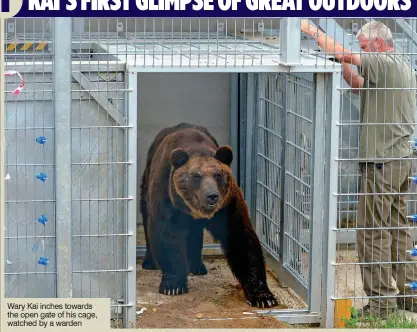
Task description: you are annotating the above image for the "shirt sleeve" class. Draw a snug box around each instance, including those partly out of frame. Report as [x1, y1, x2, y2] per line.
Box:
[359, 53, 384, 85]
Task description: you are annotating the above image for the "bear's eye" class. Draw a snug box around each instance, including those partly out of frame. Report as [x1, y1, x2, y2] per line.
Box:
[190, 173, 202, 181]
[214, 172, 223, 181]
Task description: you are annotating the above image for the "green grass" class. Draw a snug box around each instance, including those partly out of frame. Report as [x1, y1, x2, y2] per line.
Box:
[342, 307, 417, 329]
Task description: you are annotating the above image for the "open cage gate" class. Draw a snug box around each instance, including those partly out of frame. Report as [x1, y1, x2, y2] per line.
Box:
[3, 17, 343, 328]
[240, 71, 340, 326]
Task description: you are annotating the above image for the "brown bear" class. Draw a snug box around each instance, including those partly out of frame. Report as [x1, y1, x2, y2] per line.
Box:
[140, 122, 278, 308]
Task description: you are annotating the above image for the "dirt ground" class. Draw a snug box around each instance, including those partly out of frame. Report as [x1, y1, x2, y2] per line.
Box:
[134, 223, 417, 328]
[134, 257, 307, 328]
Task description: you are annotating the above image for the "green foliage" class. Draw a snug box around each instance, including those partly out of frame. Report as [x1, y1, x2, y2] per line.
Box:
[341, 307, 361, 328]
[341, 306, 417, 329]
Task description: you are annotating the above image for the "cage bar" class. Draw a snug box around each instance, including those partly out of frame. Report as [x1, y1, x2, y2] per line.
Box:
[54, 17, 73, 299]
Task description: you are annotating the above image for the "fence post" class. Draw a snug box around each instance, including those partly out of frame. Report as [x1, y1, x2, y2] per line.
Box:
[321, 71, 341, 327]
[54, 17, 73, 298]
[279, 18, 301, 65]
[309, 73, 326, 316]
[125, 70, 138, 328]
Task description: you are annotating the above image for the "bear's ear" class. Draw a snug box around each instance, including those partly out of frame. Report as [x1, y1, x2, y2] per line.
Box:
[171, 148, 189, 169]
[214, 146, 233, 166]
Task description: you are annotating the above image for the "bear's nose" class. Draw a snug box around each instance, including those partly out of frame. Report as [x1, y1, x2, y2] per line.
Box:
[206, 193, 219, 205]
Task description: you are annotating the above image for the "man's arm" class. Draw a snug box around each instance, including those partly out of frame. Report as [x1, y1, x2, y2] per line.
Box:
[301, 20, 361, 66]
[342, 62, 364, 94]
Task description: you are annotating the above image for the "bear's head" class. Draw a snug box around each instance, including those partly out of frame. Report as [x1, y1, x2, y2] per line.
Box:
[170, 146, 234, 219]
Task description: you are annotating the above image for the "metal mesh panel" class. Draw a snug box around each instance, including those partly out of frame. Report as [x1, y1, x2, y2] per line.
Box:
[84, 18, 283, 68]
[283, 74, 314, 286]
[255, 73, 284, 257]
[3, 18, 136, 328]
[300, 17, 417, 325]
[4, 17, 57, 298]
[70, 41, 132, 326]
[255, 72, 316, 298]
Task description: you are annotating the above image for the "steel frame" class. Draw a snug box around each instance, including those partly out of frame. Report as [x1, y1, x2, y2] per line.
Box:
[72, 71, 126, 126]
[54, 17, 73, 299]
[125, 71, 138, 328]
[119, 18, 342, 323]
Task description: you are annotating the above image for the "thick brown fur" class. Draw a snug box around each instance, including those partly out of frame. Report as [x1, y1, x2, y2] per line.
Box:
[140, 123, 278, 308]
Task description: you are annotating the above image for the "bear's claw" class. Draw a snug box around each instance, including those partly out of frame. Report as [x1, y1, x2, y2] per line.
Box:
[246, 291, 279, 308]
[163, 287, 186, 296]
[189, 262, 208, 276]
[159, 274, 188, 296]
[160, 286, 188, 296]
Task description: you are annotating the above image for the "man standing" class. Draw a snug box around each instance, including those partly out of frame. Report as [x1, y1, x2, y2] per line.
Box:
[301, 20, 417, 317]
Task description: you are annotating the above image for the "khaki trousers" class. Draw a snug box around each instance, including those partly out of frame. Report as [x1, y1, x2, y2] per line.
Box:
[356, 159, 417, 311]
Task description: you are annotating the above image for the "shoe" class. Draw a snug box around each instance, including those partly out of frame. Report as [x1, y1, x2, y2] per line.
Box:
[357, 304, 397, 318]
[397, 298, 417, 313]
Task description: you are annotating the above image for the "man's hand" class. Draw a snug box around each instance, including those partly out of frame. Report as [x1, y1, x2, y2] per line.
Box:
[341, 62, 364, 94]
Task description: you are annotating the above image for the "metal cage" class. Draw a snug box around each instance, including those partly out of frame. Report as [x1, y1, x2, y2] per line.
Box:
[9, 17, 402, 328]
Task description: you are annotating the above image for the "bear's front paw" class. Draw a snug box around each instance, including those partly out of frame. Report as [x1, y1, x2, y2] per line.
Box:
[159, 274, 188, 296]
[245, 290, 279, 308]
[189, 261, 208, 276]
